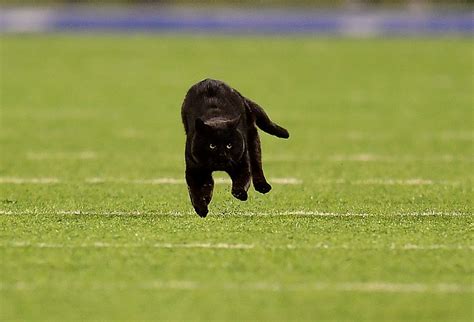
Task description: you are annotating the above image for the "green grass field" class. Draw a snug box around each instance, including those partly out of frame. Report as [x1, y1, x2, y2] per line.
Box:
[1, 36, 472, 321]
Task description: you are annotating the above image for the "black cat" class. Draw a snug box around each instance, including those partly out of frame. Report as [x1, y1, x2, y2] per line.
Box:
[181, 79, 289, 217]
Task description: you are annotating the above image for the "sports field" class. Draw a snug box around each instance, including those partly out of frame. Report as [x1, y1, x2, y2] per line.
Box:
[1, 36, 472, 321]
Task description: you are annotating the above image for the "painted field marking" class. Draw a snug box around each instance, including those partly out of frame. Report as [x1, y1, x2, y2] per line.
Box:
[0, 209, 470, 217]
[429, 131, 474, 141]
[87, 177, 466, 186]
[112, 130, 473, 141]
[1, 176, 470, 186]
[0, 177, 59, 184]
[0, 280, 471, 294]
[85, 177, 185, 184]
[312, 178, 466, 186]
[340, 131, 473, 141]
[355, 178, 435, 185]
[26, 151, 97, 160]
[151, 242, 255, 249]
[22, 151, 473, 163]
[223, 282, 473, 294]
[0, 210, 150, 216]
[2, 241, 255, 250]
[328, 154, 474, 162]
[265, 154, 473, 163]
[2, 241, 472, 251]
[280, 210, 471, 217]
[117, 128, 147, 139]
[85, 177, 304, 185]
[0, 177, 302, 185]
[395, 244, 474, 250]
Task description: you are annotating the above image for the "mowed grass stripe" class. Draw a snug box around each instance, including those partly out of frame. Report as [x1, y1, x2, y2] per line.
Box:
[1, 281, 471, 294]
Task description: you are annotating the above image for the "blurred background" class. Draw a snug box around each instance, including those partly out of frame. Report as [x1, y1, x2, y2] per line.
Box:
[1, 0, 473, 35]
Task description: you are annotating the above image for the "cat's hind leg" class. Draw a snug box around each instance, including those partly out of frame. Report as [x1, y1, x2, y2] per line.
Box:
[247, 126, 272, 194]
[185, 168, 214, 217]
[228, 157, 251, 201]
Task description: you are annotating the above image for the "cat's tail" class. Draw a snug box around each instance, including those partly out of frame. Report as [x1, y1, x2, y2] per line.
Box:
[243, 97, 290, 139]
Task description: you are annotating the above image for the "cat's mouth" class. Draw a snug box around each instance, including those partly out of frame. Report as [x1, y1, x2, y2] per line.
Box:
[214, 163, 230, 170]
[213, 160, 233, 170]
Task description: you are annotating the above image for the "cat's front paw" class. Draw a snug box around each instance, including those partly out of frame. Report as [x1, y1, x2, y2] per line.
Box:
[232, 189, 248, 201]
[194, 205, 209, 218]
[254, 181, 272, 194]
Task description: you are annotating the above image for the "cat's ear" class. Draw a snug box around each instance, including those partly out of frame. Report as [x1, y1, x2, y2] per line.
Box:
[195, 118, 211, 133]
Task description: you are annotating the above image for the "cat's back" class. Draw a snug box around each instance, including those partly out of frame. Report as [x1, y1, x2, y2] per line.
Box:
[182, 79, 244, 133]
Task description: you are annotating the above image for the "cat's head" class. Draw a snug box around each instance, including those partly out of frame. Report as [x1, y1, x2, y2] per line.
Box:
[191, 116, 245, 169]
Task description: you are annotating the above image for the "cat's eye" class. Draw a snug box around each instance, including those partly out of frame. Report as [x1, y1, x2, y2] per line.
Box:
[226, 143, 232, 149]
[209, 143, 216, 150]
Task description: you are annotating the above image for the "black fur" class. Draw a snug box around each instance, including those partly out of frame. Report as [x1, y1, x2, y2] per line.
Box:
[181, 79, 289, 217]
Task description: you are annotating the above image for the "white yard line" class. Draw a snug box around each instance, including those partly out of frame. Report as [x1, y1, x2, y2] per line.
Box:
[312, 178, 465, 185]
[1, 176, 469, 186]
[151, 242, 255, 249]
[353, 178, 436, 186]
[22, 151, 473, 163]
[321, 282, 472, 293]
[0, 209, 470, 217]
[344, 132, 473, 141]
[266, 154, 473, 163]
[0, 177, 59, 184]
[0, 210, 154, 216]
[351, 179, 462, 186]
[0, 177, 302, 185]
[280, 210, 470, 217]
[0, 280, 471, 294]
[115, 130, 473, 141]
[26, 151, 97, 160]
[2, 241, 256, 250]
[85, 177, 303, 185]
[136, 281, 474, 293]
[116, 129, 147, 139]
[395, 244, 474, 250]
[2, 241, 472, 251]
[269, 178, 303, 184]
[329, 154, 474, 162]
[429, 131, 474, 141]
[85, 177, 185, 184]
[355, 178, 435, 185]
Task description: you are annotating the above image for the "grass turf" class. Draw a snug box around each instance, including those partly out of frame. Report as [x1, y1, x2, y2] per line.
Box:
[0, 35, 472, 321]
